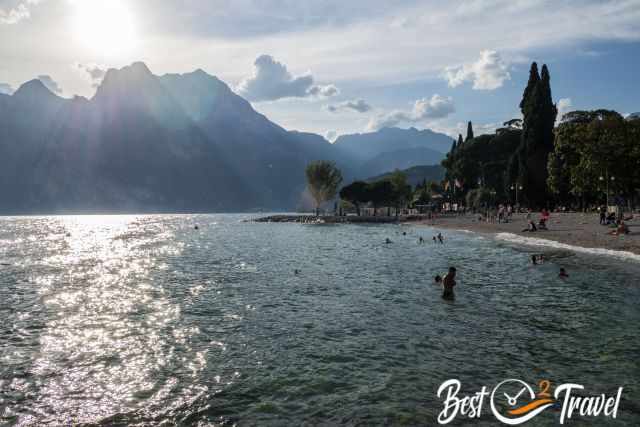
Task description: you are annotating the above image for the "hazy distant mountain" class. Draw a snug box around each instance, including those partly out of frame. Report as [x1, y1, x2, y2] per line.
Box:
[358, 147, 445, 178]
[0, 62, 450, 213]
[333, 127, 453, 162]
[368, 164, 445, 187]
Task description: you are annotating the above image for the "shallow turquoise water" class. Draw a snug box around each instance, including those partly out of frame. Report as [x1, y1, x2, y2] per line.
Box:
[0, 214, 639, 425]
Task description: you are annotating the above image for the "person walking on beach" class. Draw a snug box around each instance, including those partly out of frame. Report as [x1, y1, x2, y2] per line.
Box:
[442, 267, 456, 300]
[599, 205, 607, 225]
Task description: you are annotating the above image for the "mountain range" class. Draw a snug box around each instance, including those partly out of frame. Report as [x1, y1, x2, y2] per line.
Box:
[0, 62, 451, 213]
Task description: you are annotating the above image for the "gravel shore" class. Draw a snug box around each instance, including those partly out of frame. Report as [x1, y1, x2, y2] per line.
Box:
[417, 212, 640, 255]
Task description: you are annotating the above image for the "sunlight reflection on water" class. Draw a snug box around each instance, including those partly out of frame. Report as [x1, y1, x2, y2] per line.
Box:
[1, 214, 639, 425]
[1, 215, 207, 425]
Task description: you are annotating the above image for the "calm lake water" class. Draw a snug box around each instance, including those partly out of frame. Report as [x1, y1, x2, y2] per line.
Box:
[1, 214, 639, 426]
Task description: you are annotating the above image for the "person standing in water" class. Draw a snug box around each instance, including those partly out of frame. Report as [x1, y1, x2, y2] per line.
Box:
[437, 233, 444, 244]
[442, 267, 456, 300]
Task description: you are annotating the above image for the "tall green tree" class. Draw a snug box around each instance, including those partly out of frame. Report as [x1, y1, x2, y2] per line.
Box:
[339, 181, 368, 216]
[305, 161, 343, 215]
[368, 180, 394, 216]
[515, 62, 557, 207]
[466, 122, 474, 141]
[450, 138, 457, 153]
[546, 109, 640, 209]
[388, 171, 412, 216]
[519, 62, 540, 110]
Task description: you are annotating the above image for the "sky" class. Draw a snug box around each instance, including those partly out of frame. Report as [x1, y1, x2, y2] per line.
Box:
[1, 0, 639, 140]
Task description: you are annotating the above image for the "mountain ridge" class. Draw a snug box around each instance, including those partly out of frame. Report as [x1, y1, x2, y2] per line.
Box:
[0, 61, 450, 213]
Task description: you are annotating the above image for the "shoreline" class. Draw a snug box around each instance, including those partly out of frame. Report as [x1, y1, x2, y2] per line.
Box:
[415, 212, 640, 257]
[249, 212, 640, 259]
[250, 214, 425, 224]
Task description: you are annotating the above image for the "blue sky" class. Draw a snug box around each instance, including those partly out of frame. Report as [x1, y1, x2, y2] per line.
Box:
[1, 0, 639, 140]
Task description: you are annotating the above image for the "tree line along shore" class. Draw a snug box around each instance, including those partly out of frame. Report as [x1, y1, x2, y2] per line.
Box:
[288, 61, 639, 220]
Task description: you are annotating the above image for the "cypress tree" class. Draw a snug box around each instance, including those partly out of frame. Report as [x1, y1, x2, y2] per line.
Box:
[520, 62, 540, 112]
[457, 133, 464, 147]
[517, 63, 557, 207]
[466, 122, 474, 141]
[450, 138, 457, 153]
[539, 65, 558, 151]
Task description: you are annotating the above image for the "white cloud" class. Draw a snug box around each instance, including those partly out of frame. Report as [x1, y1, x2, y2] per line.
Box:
[326, 99, 372, 113]
[0, 0, 42, 24]
[324, 130, 338, 142]
[37, 74, 62, 94]
[557, 97, 573, 119]
[367, 94, 455, 131]
[237, 54, 338, 102]
[444, 50, 511, 90]
[74, 62, 107, 88]
[0, 82, 14, 94]
[308, 84, 339, 98]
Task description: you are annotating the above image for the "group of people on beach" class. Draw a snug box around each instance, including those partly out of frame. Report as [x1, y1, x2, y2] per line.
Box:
[599, 205, 632, 236]
[521, 208, 550, 232]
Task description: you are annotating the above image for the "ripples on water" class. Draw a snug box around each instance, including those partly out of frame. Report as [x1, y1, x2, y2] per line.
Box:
[0, 214, 639, 425]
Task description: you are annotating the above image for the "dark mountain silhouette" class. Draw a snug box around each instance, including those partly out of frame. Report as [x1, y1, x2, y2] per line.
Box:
[0, 62, 451, 214]
[368, 164, 445, 187]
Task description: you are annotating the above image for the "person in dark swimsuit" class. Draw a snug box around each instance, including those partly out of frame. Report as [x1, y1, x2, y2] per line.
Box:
[442, 267, 457, 300]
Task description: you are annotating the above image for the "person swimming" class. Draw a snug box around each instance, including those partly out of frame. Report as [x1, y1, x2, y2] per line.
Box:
[559, 268, 569, 278]
[194, 225, 199, 230]
[531, 254, 545, 265]
[385, 238, 392, 244]
[434, 275, 443, 285]
[442, 267, 456, 300]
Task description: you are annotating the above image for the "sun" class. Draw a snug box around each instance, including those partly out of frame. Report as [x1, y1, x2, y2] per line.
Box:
[72, 0, 137, 56]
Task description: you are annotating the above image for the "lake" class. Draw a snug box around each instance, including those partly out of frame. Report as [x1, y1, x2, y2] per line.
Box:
[1, 214, 639, 425]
